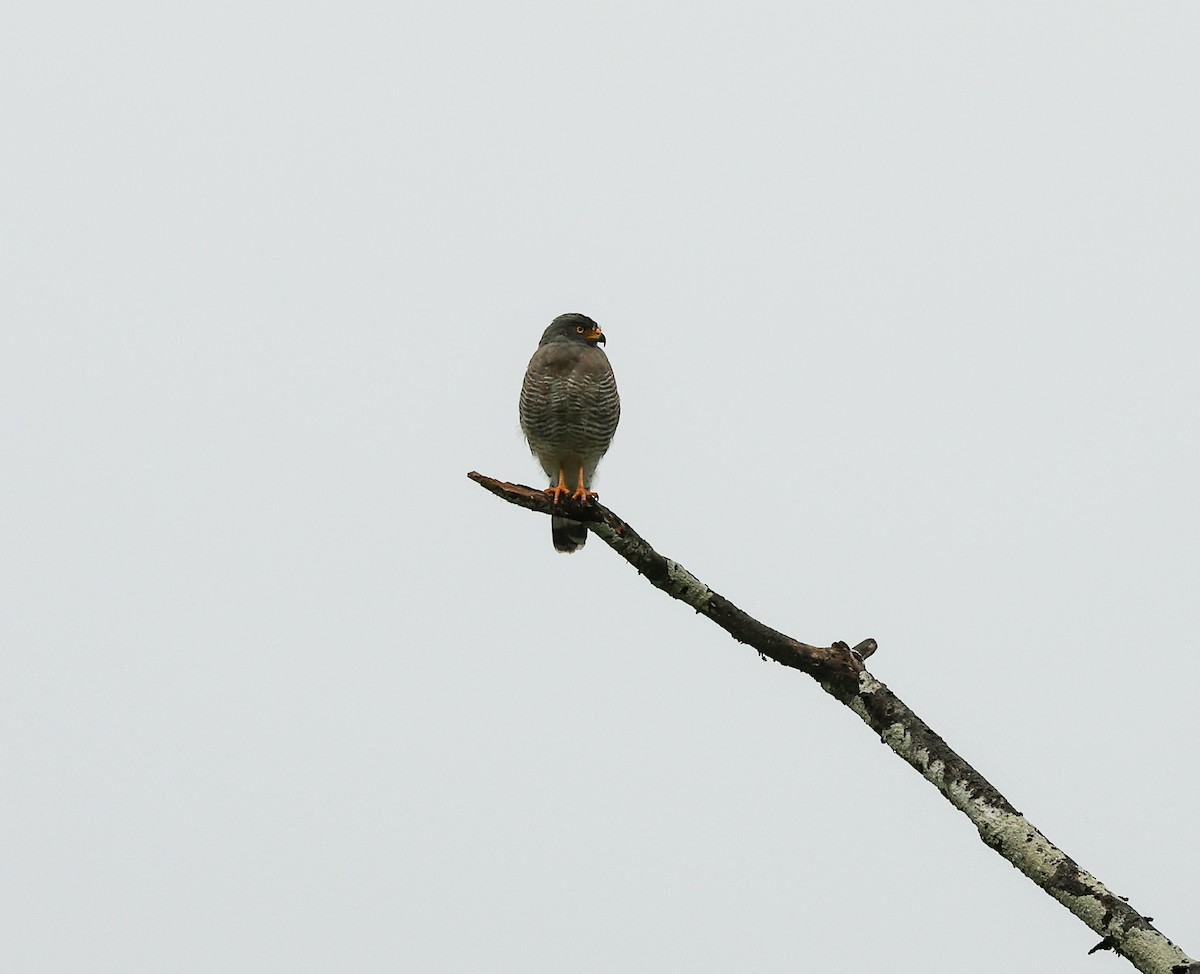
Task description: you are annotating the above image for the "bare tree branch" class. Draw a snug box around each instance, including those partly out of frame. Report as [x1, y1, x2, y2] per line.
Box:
[470, 471, 1195, 974]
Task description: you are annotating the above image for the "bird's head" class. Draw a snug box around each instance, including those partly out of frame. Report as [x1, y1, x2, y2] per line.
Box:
[540, 313, 606, 347]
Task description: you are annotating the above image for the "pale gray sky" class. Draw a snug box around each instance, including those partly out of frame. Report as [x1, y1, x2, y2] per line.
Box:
[2, 3, 1197, 972]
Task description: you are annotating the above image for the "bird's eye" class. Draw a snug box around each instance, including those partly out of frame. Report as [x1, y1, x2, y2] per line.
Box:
[575, 325, 585, 333]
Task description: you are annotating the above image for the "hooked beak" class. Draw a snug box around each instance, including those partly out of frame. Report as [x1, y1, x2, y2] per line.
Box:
[585, 326, 606, 346]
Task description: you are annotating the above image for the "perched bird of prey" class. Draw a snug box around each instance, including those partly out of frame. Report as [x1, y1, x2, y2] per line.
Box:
[519, 313, 621, 553]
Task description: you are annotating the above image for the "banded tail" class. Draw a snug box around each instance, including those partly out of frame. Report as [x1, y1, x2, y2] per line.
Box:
[551, 515, 587, 553]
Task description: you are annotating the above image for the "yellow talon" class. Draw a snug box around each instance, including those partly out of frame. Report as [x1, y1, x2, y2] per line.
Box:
[545, 468, 571, 504]
[572, 465, 597, 503]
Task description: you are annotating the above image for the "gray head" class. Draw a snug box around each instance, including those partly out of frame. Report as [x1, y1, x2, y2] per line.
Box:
[539, 313, 606, 347]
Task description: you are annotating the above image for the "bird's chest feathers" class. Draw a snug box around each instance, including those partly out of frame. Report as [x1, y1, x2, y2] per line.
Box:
[538, 344, 603, 379]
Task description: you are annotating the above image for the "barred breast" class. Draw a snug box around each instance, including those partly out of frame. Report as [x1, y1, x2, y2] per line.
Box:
[519, 342, 620, 483]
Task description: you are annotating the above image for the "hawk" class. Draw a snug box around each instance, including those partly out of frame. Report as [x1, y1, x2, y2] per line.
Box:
[519, 313, 621, 553]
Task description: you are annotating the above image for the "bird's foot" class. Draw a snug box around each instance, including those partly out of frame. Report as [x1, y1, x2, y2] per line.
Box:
[571, 486, 598, 504]
[544, 468, 572, 505]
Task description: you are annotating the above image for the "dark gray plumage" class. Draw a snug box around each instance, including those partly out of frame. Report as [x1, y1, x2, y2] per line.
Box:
[519, 313, 620, 553]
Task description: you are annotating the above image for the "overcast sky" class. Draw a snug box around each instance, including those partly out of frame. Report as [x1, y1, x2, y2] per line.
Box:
[3, 3, 1198, 972]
